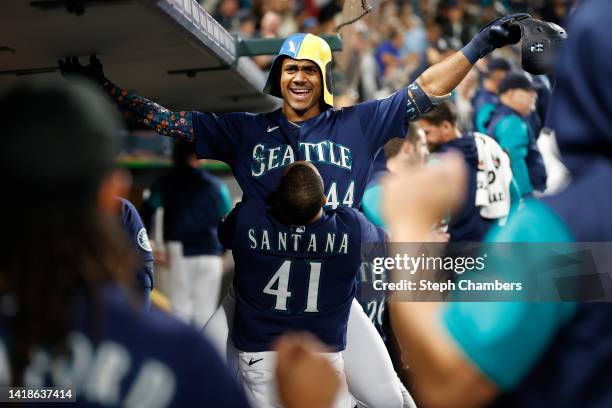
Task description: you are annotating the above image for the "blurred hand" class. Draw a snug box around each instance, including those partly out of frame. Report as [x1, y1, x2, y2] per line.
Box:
[274, 333, 340, 408]
[58, 55, 107, 85]
[381, 153, 467, 241]
[153, 249, 168, 267]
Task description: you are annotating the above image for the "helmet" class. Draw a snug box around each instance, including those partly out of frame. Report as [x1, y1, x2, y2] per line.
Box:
[263, 33, 333, 108]
[519, 18, 567, 75]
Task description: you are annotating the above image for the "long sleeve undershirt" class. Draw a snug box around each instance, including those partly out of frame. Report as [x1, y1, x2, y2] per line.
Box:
[103, 81, 194, 142]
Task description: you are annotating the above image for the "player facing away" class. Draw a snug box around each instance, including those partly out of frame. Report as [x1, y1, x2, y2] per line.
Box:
[58, 14, 530, 407]
[218, 161, 395, 408]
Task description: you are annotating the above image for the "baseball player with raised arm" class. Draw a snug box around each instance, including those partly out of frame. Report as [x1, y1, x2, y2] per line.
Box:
[58, 14, 529, 406]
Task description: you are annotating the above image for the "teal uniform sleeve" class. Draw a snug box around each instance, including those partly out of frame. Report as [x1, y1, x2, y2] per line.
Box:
[441, 199, 578, 390]
[475, 102, 496, 133]
[508, 178, 522, 214]
[361, 184, 386, 228]
[217, 182, 233, 218]
[495, 116, 532, 196]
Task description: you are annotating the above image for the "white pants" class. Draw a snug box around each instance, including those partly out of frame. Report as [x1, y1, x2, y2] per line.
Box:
[167, 242, 223, 328]
[203, 289, 414, 408]
[238, 350, 353, 408]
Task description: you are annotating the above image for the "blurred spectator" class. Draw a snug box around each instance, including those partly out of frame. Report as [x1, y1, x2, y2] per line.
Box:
[400, 5, 428, 69]
[300, 16, 320, 34]
[487, 72, 545, 197]
[374, 29, 404, 81]
[214, 0, 241, 31]
[142, 139, 232, 328]
[262, 0, 298, 37]
[237, 10, 257, 38]
[436, 0, 478, 45]
[342, 25, 379, 102]
[472, 57, 512, 133]
[254, 10, 282, 70]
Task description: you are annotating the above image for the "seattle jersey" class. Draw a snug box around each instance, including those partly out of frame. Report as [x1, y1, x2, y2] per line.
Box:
[193, 89, 408, 209]
[218, 200, 386, 352]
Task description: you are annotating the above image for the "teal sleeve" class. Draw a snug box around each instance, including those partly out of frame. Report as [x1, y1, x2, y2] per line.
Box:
[218, 182, 233, 218]
[442, 200, 578, 390]
[361, 184, 386, 228]
[475, 103, 495, 133]
[495, 116, 532, 196]
[508, 178, 522, 214]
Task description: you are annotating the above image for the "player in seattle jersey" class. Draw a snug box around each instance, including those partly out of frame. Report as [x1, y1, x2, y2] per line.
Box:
[218, 161, 391, 407]
[58, 14, 529, 406]
[58, 14, 528, 211]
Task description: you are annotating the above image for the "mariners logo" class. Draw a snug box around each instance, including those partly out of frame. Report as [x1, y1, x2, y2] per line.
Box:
[137, 228, 152, 252]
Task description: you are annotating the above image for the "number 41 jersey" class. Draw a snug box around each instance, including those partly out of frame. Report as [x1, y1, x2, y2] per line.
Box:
[219, 200, 386, 352]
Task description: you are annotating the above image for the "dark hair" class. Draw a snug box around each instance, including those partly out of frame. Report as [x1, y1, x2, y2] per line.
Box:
[172, 137, 197, 166]
[0, 81, 135, 385]
[419, 101, 457, 126]
[275, 162, 325, 225]
[384, 138, 405, 160]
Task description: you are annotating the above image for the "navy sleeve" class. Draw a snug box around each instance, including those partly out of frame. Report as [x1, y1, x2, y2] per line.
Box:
[353, 89, 409, 155]
[192, 111, 247, 165]
[218, 202, 243, 250]
[119, 198, 154, 263]
[119, 198, 155, 288]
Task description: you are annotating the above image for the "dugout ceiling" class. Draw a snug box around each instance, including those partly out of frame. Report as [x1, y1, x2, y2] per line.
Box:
[0, 0, 279, 112]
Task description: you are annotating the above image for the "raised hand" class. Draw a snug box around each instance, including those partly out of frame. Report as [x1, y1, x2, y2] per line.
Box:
[462, 13, 531, 64]
[58, 55, 107, 85]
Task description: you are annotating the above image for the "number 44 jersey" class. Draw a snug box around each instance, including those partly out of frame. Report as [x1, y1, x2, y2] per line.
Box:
[218, 200, 386, 352]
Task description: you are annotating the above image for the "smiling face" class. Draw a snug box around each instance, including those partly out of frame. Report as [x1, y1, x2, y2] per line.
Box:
[279, 58, 323, 122]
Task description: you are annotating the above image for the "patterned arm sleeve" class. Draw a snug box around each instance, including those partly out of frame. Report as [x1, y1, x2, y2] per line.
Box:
[103, 81, 194, 141]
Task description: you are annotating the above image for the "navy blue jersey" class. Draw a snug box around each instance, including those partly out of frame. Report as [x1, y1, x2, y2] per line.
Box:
[219, 200, 386, 352]
[435, 135, 485, 242]
[0, 285, 249, 407]
[118, 198, 154, 289]
[193, 89, 408, 210]
[142, 167, 232, 256]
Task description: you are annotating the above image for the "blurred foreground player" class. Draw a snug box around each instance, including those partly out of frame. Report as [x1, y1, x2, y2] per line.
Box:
[0, 81, 342, 408]
[0, 80, 249, 406]
[384, 1, 612, 406]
